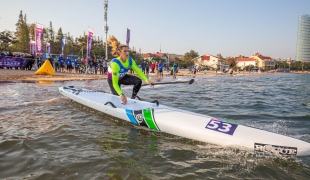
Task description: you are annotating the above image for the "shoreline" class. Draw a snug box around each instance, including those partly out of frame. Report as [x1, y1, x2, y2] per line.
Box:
[0, 69, 308, 82]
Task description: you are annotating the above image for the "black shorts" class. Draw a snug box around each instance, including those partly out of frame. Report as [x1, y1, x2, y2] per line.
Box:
[60, 64, 65, 68]
[159, 69, 163, 73]
[107, 74, 142, 96]
[67, 65, 72, 69]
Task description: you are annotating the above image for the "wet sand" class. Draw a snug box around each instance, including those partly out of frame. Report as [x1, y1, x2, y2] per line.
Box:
[0, 69, 106, 81]
[0, 69, 207, 81]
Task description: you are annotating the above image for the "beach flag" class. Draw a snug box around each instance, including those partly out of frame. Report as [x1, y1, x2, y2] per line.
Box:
[46, 43, 51, 54]
[87, 28, 94, 60]
[30, 40, 36, 55]
[126, 28, 130, 46]
[35, 24, 44, 55]
[61, 35, 66, 55]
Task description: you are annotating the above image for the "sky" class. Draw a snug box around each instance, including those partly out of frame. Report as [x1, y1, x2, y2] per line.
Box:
[0, 0, 309, 59]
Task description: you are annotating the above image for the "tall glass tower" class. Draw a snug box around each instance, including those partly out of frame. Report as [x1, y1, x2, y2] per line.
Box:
[296, 14, 310, 62]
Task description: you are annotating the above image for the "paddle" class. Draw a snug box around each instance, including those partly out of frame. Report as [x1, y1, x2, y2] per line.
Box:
[142, 78, 195, 86]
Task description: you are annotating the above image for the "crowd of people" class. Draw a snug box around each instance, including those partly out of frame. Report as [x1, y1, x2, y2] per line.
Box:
[128, 59, 179, 80]
[46, 54, 109, 75]
[1, 51, 181, 78]
[1, 51, 34, 59]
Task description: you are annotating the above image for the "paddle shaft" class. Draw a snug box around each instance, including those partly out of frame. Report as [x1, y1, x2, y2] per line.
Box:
[142, 79, 194, 86]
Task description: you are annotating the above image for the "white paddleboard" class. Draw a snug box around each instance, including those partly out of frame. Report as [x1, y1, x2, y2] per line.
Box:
[58, 86, 310, 156]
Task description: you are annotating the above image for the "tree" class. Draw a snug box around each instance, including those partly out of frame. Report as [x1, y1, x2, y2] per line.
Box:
[152, 56, 164, 61]
[244, 64, 254, 71]
[22, 14, 30, 52]
[276, 61, 289, 69]
[13, 10, 30, 52]
[173, 57, 182, 64]
[90, 36, 105, 60]
[226, 57, 238, 69]
[217, 53, 223, 59]
[28, 23, 36, 41]
[55, 28, 64, 54]
[48, 21, 55, 42]
[0, 30, 16, 51]
[64, 32, 73, 56]
[182, 50, 199, 68]
[77, 34, 87, 58]
[129, 50, 143, 65]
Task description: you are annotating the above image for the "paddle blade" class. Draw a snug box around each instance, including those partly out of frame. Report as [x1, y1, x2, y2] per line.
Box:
[188, 79, 195, 84]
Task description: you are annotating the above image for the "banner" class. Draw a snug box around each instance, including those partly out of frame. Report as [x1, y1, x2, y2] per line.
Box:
[46, 43, 50, 54]
[0, 56, 30, 68]
[61, 35, 66, 55]
[126, 28, 130, 46]
[201, 56, 210, 60]
[87, 28, 94, 60]
[35, 24, 44, 55]
[30, 40, 36, 55]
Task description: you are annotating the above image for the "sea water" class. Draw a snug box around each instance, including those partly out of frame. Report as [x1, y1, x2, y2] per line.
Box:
[0, 73, 309, 179]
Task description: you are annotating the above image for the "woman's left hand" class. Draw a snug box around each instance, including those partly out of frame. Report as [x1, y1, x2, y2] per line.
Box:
[147, 80, 154, 87]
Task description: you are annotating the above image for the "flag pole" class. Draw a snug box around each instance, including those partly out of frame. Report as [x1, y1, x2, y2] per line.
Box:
[104, 0, 109, 63]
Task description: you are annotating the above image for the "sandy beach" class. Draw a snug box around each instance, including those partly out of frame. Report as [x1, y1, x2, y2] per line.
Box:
[0, 69, 209, 81]
[0, 69, 308, 82]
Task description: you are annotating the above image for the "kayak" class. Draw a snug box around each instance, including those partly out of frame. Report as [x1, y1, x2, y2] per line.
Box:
[58, 86, 310, 156]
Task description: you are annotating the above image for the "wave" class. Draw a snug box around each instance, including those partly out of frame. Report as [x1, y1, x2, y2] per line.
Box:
[18, 97, 66, 106]
[0, 97, 68, 109]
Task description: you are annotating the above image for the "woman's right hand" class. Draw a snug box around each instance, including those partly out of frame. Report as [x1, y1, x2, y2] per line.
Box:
[120, 94, 127, 104]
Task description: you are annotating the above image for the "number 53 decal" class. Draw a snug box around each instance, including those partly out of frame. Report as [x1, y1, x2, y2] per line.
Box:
[205, 119, 238, 135]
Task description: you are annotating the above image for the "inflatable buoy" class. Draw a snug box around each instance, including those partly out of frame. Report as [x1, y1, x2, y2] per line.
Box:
[38, 80, 55, 84]
[35, 60, 54, 75]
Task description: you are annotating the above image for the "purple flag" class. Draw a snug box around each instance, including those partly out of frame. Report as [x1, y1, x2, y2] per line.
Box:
[126, 28, 130, 46]
[87, 28, 94, 60]
[35, 24, 44, 55]
[46, 43, 51, 54]
[30, 41, 35, 55]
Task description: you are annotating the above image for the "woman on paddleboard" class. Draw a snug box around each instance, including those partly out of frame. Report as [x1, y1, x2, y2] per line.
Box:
[107, 36, 154, 104]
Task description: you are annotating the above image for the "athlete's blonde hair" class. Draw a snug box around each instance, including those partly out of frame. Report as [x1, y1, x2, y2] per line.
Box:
[108, 35, 128, 57]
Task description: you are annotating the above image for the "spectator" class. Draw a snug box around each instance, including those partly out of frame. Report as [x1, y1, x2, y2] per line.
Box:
[173, 63, 178, 78]
[103, 60, 108, 74]
[47, 56, 54, 68]
[58, 55, 65, 72]
[74, 58, 79, 73]
[158, 60, 164, 80]
[66, 56, 72, 73]
[55, 56, 59, 71]
[141, 60, 147, 74]
[151, 61, 155, 73]
[146, 61, 150, 76]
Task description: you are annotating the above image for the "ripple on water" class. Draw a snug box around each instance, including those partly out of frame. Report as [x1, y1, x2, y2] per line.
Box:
[0, 74, 310, 179]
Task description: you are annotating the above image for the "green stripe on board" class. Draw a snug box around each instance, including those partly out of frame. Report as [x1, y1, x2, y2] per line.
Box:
[143, 108, 159, 131]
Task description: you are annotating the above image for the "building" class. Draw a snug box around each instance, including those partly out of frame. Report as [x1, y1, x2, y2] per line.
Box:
[167, 53, 184, 62]
[192, 54, 227, 70]
[141, 53, 156, 61]
[237, 57, 257, 69]
[251, 53, 275, 70]
[296, 14, 310, 62]
[155, 52, 169, 64]
[236, 53, 275, 70]
[142, 52, 169, 64]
